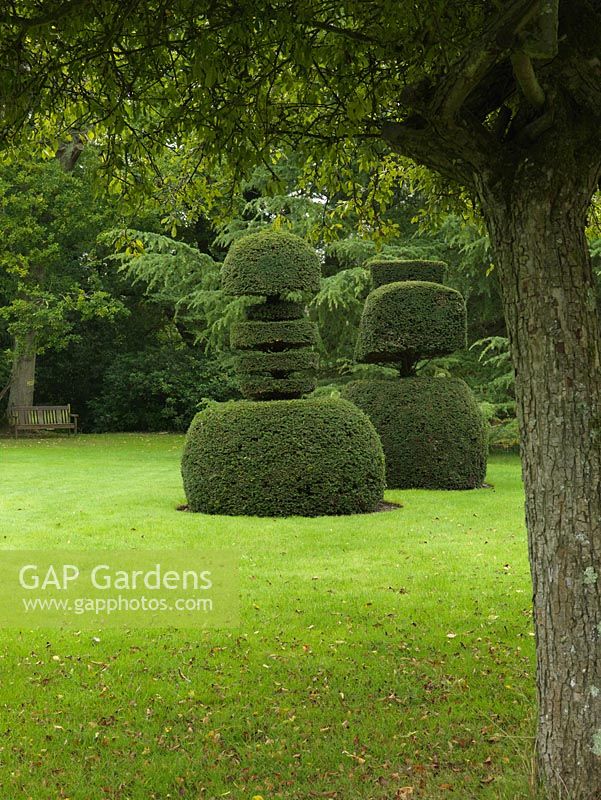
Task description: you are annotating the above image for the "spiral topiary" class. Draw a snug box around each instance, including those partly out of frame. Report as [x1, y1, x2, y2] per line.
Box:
[367, 259, 446, 288]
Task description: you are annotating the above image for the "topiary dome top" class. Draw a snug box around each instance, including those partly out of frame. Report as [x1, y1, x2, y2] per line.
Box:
[367, 259, 446, 288]
[181, 397, 385, 516]
[221, 230, 321, 296]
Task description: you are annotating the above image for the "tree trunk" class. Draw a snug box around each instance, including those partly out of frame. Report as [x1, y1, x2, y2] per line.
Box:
[7, 332, 37, 408]
[479, 164, 601, 799]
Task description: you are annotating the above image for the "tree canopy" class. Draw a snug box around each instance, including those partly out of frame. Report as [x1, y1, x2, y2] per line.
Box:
[3, 0, 597, 216]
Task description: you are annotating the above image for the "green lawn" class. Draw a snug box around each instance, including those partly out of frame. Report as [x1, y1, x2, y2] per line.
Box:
[0, 434, 536, 799]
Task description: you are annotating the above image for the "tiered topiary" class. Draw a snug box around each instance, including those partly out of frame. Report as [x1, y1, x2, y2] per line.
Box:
[342, 259, 487, 489]
[182, 231, 385, 516]
[368, 259, 446, 289]
[354, 281, 467, 375]
[223, 231, 321, 401]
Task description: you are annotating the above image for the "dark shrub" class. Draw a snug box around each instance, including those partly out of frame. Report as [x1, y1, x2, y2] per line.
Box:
[246, 300, 305, 321]
[368, 259, 446, 288]
[355, 281, 466, 367]
[341, 377, 487, 489]
[89, 347, 239, 432]
[181, 397, 385, 516]
[231, 319, 318, 351]
[221, 230, 321, 296]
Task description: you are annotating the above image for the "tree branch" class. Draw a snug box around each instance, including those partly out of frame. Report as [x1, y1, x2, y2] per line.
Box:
[521, 0, 559, 58]
[380, 4, 543, 184]
[56, 132, 85, 172]
[432, 0, 544, 120]
[308, 21, 391, 47]
[381, 116, 498, 187]
[511, 50, 546, 107]
[0, 0, 91, 32]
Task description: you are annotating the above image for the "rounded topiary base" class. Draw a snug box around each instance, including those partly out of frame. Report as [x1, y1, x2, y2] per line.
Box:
[181, 397, 385, 516]
[341, 377, 487, 490]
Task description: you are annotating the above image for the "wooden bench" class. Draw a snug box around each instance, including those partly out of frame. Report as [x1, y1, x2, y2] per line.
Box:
[9, 405, 78, 438]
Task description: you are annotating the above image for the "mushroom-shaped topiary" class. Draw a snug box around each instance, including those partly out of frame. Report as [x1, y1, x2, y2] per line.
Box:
[342, 259, 487, 490]
[354, 281, 467, 374]
[367, 259, 446, 288]
[221, 230, 321, 296]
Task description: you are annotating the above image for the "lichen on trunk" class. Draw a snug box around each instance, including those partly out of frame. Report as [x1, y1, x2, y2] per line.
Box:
[481, 164, 601, 798]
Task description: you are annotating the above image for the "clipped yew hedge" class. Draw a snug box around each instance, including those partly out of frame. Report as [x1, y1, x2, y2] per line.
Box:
[236, 349, 318, 374]
[341, 377, 487, 489]
[237, 374, 316, 400]
[221, 230, 321, 296]
[231, 319, 318, 351]
[181, 397, 386, 516]
[246, 300, 305, 321]
[355, 281, 466, 365]
[368, 259, 446, 288]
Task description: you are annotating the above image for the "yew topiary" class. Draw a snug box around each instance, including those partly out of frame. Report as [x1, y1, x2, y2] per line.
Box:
[221, 230, 321, 296]
[342, 377, 487, 489]
[183, 230, 386, 516]
[237, 374, 317, 400]
[246, 299, 305, 321]
[181, 398, 385, 516]
[236, 349, 318, 374]
[224, 232, 320, 401]
[347, 260, 487, 489]
[368, 259, 446, 288]
[231, 319, 318, 352]
[354, 281, 467, 371]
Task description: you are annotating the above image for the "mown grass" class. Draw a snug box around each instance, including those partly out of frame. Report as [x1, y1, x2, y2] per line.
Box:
[0, 434, 536, 799]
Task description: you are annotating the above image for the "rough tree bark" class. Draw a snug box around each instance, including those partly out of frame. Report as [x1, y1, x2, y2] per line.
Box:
[7, 330, 37, 408]
[478, 155, 601, 798]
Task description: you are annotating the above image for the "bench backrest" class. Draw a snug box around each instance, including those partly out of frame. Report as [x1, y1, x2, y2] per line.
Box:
[11, 405, 71, 426]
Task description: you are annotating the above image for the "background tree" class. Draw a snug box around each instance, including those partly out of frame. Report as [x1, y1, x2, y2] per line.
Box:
[1, 2, 601, 795]
[0, 152, 123, 410]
